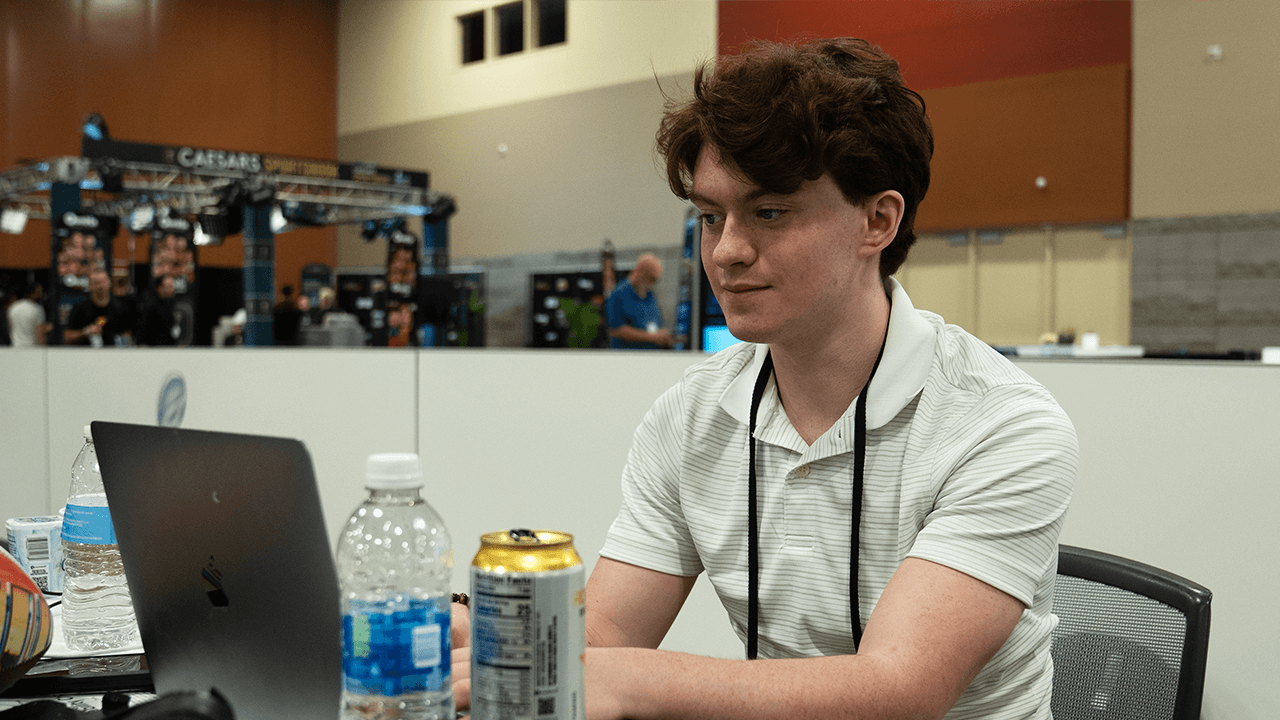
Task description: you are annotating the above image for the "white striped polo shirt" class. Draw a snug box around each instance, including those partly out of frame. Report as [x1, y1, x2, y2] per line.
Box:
[600, 279, 1078, 720]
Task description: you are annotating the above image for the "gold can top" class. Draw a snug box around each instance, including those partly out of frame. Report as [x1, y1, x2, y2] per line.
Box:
[474, 529, 582, 572]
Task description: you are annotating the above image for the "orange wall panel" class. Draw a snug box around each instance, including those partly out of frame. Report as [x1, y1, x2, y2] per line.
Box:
[2, 0, 338, 287]
[918, 64, 1129, 231]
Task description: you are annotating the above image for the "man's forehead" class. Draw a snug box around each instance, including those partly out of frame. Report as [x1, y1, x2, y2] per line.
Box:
[690, 147, 778, 204]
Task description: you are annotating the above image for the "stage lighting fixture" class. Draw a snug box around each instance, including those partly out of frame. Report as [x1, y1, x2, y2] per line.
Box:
[280, 201, 327, 227]
[82, 113, 110, 142]
[270, 206, 288, 233]
[195, 211, 229, 246]
[1, 207, 29, 234]
[129, 206, 155, 234]
[94, 159, 124, 193]
[382, 217, 406, 235]
[424, 191, 457, 224]
[54, 157, 90, 184]
[241, 180, 274, 207]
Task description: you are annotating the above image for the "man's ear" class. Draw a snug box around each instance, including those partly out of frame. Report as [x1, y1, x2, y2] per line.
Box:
[861, 190, 905, 255]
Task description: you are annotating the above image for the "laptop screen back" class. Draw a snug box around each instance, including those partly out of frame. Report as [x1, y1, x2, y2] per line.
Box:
[91, 422, 340, 720]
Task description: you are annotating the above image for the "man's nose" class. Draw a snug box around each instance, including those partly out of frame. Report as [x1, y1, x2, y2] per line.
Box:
[711, 216, 756, 268]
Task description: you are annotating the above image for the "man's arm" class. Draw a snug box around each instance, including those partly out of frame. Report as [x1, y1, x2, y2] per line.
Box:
[586, 557, 696, 649]
[607, 324, 674, 348]
[583, 556, 1023, 720]
[63, 325, 91, 345]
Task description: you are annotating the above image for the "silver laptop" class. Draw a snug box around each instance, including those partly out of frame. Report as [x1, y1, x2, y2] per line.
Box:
[92, 421, 340, 720]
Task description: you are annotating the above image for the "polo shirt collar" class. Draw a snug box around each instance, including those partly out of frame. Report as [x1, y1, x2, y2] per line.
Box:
[718, 278, 936, 432]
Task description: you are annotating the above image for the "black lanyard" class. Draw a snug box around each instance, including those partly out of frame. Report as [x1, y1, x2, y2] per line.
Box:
[746, 340, 886, 659]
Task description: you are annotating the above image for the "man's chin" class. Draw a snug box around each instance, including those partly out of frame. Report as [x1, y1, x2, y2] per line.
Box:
[722, 321, 769, 345]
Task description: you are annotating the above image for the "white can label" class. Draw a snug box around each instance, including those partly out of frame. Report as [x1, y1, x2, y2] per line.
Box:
[6, 516, 64, 594]
[471, 565, 585, 719]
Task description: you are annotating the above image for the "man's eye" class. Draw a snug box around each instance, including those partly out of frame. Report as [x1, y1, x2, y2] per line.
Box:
[701, 213, 723, 226]
[758, 208, 784, 220]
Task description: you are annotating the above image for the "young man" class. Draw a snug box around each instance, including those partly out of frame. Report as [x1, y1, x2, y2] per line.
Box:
[454, 38, 1076, 720]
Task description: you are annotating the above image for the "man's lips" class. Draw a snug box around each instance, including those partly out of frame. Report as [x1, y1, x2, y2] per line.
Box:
[720, 283, 768, 293]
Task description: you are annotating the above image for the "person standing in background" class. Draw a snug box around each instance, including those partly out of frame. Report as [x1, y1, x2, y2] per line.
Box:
[605, 253, 673, 349]
[7, 281, 51, 347]
[136, 276, 179, 347]
[64, 270, 132, 347]
[272, 284, 304, 346]
[310, 286, 338, 325]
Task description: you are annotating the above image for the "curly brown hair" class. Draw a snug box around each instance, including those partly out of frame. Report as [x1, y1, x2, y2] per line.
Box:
[657, 38, 933, 279]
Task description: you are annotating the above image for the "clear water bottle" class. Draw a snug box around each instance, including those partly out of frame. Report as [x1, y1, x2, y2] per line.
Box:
[60, 425, 139, 651]
[337, 453, 454, 720]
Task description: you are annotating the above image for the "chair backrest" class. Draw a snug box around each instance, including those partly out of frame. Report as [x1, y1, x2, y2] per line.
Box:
[1051, 545, 1212, 720]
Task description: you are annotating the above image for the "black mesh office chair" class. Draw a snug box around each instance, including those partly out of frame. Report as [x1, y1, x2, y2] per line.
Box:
[1051, 545, 1212, 720]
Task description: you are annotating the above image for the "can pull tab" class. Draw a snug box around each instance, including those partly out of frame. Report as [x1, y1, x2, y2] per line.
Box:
[508, 528, 539, 543]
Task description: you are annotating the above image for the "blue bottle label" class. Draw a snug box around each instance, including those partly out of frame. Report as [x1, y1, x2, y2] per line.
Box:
[62, 504, 116, 545]
[342, 596, 451, 696]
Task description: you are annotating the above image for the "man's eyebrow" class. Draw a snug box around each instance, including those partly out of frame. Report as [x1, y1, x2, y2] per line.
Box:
[687, 187, 775, 207]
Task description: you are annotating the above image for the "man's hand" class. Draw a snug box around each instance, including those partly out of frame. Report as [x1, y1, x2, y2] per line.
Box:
[451, 601, 472, 711]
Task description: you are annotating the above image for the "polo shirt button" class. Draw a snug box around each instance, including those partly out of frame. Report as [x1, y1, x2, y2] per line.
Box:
[795, 464, 810, 478]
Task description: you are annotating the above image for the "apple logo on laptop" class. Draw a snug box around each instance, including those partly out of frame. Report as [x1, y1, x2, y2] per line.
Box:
[202, 557, 229, 608]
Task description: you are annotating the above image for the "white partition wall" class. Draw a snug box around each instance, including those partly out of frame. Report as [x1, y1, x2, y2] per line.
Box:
[35, 348, 419, 539]
[1, 349, 51, 518]
[1015, 359, 1280, 720]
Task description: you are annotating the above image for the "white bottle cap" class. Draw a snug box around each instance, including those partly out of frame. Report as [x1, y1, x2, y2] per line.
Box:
[83, 425, 92, 442]
[365, 452, 423, 489]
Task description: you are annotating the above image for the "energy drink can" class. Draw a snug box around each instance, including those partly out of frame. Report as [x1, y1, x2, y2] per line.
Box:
[470, 529, 585, 720]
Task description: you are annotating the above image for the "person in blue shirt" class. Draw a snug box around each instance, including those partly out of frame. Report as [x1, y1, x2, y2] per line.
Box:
[605, 253, 673, 349]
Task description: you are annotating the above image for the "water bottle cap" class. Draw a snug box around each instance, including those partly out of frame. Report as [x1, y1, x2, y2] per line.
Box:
[83, 425, 92, 442]
[365, 452, 423, 489]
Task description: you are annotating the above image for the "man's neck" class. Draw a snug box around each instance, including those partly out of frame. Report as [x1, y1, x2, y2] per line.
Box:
[92, 294, 110, 308]
[769, 289, 891, 446]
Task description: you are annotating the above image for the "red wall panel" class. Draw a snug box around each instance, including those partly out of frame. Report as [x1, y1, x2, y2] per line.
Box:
[718, 0, 1131, 89]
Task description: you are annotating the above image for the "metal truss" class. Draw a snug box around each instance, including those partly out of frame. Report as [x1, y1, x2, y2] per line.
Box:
[0, 156, 439, 226]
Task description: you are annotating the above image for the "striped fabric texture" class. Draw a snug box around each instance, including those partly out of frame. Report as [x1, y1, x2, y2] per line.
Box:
[601, 280, 1078, 719]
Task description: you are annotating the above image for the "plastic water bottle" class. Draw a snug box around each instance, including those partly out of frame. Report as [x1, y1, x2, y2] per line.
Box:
[337, 453, 454, 720]
[60, 425, 139, 651]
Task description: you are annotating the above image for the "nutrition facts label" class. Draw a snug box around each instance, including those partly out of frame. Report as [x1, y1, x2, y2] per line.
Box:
[471, 566, 583, 719]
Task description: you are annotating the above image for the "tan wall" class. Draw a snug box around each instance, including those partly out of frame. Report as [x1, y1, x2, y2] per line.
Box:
[338, 75, 692, 262]
[337, 0, 717, 134]
[1132, 0, 1280, 218]
[899, 228, 1131, 348]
